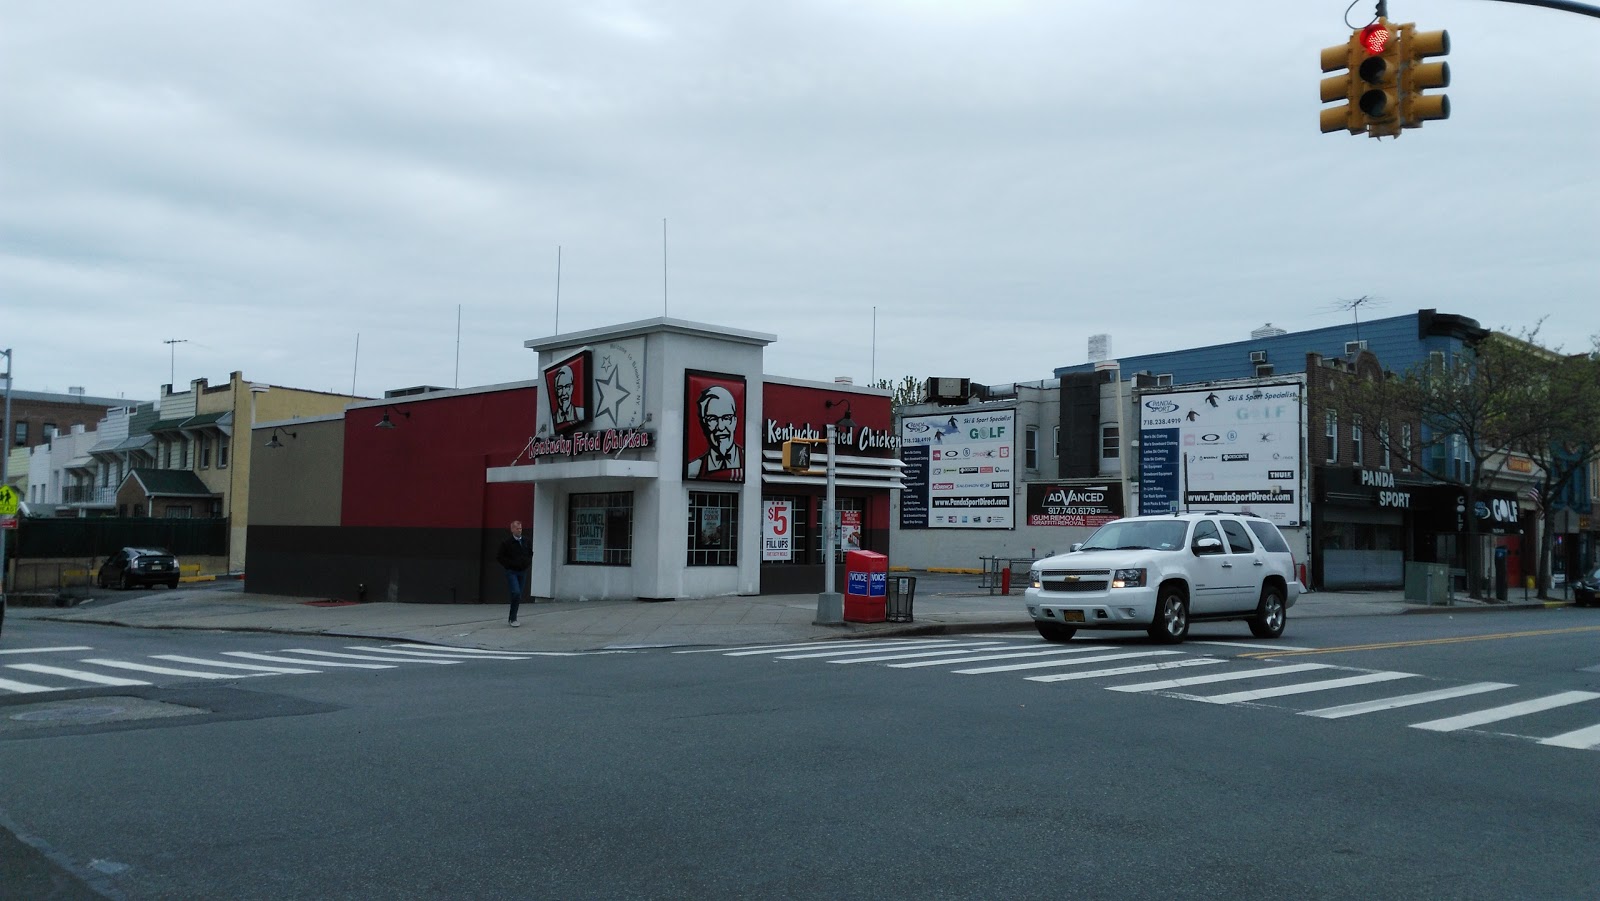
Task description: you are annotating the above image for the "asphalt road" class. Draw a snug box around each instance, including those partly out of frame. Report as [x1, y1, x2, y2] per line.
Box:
[3, 611, 1598, 900]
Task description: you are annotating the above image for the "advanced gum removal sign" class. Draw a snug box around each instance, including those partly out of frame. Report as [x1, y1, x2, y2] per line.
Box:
[1138, 382, 1302, 526]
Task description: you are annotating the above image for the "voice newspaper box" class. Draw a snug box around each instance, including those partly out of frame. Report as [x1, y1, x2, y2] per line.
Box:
[843, 550, 888, 623]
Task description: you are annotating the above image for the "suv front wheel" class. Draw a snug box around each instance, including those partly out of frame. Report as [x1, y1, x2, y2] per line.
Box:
[1250, 586, 1287, 638]
[1148, 588, 1189, 643]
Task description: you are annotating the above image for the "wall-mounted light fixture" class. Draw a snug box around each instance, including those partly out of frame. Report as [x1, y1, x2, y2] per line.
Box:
[265, 426, 297, 449]
[376, 406, 411, 429]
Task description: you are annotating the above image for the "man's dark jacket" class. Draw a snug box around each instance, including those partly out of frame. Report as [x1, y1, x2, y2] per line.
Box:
[497, 534, 532, 572]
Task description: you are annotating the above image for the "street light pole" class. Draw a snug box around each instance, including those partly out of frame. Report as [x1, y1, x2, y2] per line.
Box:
[1, 348, 13, 603]
[815, 421, 842, 624]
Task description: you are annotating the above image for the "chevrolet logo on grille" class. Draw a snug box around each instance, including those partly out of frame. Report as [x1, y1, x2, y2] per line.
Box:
[1065, 575, 1080, 582]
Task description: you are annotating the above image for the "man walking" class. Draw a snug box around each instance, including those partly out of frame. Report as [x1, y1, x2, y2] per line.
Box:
[496, 520, 533, 626]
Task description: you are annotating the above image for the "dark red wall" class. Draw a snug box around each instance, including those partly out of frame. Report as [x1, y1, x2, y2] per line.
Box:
[341, 388, 537, 529]
[760, 383, 895, 455]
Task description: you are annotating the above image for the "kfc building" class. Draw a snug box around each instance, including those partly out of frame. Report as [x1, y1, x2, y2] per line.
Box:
[488, 317, 901, 602]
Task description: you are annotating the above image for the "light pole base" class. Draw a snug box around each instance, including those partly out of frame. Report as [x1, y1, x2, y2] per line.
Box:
[814, 591, 844, 625]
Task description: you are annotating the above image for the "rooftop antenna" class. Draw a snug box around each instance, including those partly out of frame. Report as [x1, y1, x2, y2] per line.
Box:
[662, 218, 668, 317]
[454, 304, 462, 388]
[163, 338, 188, 385]
[554, 245, 562, 333]
[351, 333, 360, 395]
[1324, 295, 1386, 346]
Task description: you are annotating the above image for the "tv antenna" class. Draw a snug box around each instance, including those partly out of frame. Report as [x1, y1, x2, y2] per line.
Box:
[163, 338, 189, 385]
[1323, 295, 1386, 345]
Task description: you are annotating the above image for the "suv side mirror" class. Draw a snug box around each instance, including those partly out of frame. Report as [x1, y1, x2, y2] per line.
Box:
[1070, 543, 1083, 553]
[1192, 537, 1223, 555]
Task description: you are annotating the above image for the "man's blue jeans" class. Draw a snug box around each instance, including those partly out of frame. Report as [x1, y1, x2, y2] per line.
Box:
[505, 569, 525, 622]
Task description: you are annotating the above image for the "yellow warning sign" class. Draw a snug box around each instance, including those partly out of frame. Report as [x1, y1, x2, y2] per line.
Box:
[0, 484, 19, 516]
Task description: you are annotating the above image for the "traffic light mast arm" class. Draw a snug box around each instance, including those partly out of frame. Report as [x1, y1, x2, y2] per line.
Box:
[1478, 0, 1600, 20]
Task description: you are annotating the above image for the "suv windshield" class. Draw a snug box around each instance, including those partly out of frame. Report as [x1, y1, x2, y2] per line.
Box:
[1079, 520, 1189, 552]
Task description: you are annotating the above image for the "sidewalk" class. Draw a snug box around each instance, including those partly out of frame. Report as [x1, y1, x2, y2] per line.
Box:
[8, 578, 1565, 654]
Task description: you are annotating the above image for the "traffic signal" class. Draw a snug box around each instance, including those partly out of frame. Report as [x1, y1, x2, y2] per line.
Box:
[1320, 20, 1401, 137]
[1398, 25, 1450, 129]
[781, 439, 813, 474]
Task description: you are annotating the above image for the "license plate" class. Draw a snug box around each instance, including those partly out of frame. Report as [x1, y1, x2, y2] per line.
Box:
[1061, 609, 1085, 623]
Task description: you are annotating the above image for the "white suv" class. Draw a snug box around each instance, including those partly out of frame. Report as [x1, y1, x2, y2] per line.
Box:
[1025, 512, 1301, 644]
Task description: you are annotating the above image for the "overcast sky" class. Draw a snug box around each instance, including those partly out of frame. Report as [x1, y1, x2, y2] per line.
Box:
[3, 1, 1596, 404]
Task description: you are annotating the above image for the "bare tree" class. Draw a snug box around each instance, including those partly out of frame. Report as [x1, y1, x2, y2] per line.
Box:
[872, 375, 927, 412]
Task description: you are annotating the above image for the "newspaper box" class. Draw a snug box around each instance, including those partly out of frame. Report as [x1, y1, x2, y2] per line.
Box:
[843, 550, 888, 623]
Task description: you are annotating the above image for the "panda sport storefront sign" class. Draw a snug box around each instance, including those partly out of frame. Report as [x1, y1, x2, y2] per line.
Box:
[1025, 483, 1123, 527]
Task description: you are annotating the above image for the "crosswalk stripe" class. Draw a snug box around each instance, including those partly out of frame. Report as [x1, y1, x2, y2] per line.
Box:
[732, 640, 958, 658]
[1301, 682, 1515, 719]
[224, 652, 395, 669]
[0, 646, 95, 655]
[0, 677, 57, 693]
[278, 649, 460, 665]
[353, 647, 533, 660]
[776, 642, 990, 661]
[6, 663, 150, 687]
[1108, 663, 1334, 693]
[888, 647, 1106, 669]
[825, 644, 1013, 664]
[1027, 657, 1225, 683]
[1411, 691, 1600, 732]
[155, 655, 321, 674]
[78, 659, 261, 680]
[1196, 671, 1416, 704]
[954, 650, 1183, 675]
[687, 639, 950, 656]
[388, 644, 531, 656]
[1538, 723, 1600, 750]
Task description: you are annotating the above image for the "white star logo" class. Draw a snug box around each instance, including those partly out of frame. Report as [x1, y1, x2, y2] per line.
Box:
[593, 362, 632, 426]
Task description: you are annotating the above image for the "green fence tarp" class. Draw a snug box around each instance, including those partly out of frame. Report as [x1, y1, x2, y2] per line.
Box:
[11, 517, 229, 559]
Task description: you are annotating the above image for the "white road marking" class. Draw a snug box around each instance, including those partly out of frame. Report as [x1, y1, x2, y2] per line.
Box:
[1301, 683, 1515, 719]
[224, 652, 394, 669]
[1108, 663, 1334, 693]
[682, 639, 947, 655]
[6, 663, 150, 687]
[1539, 723, 1600, 750]
[79, 659, 259, 680]
[276, 649, 459, 665]
[888, 647, 1108, 669]
[1411, 691, 1600, 732]
[1196, 671, 1417, 704]
[387, 644, 532, 656]
[1189, 641, 1314, 652]
[776, 642, 988, 661]
[826, 644, 1013, 664]
[155, 655, 322, 674]
[729, 640, 958, 658]
[352, 647, 533, 660]
[0, 646, 95, 655]
[0, 677, 57, 693]
[1028, 657, 1225, 683]
[954, 650, 1184, 675]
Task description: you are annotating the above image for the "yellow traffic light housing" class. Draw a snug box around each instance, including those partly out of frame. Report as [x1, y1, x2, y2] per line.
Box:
[1321, 20, 1404, 138]
[1398, 25, 1451, 129]
[781, 439, 814, 474]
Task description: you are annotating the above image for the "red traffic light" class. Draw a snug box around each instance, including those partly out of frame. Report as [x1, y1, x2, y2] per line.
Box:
[1359, 23, 1391, 55]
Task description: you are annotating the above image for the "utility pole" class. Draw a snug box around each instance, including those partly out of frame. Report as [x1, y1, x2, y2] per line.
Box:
[1, 348, 14, 606]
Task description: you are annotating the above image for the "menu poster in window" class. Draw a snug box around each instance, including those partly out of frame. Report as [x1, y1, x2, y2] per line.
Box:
[763, 500, 792, 562]
[685, 371, 746, 482]
[838, 510, 862, 550]
[575, 508, 606, 562]
[699, 506, 724, 547]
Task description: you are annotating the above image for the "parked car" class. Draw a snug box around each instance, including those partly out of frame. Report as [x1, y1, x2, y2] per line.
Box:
[1573, 566, 1600, 607]
[97, 547, 182, 590]
[1025, 512, 1301, 644]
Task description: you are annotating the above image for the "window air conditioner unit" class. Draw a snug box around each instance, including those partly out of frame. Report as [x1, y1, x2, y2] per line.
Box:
[1345, 340, 1368, 355]
[1249, 350, 1268, 364]
[1255, 364, 1274, 377]
[1154, 374, 1174, 387]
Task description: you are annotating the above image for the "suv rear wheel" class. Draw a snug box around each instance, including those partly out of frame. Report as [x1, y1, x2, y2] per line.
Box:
[1250, 586, 1287, 638]
[1148, 587, 1189, 643]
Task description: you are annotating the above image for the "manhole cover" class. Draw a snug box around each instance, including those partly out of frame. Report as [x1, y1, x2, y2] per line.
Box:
[12, 705, 129, 722]
[1, 697, 206, 733]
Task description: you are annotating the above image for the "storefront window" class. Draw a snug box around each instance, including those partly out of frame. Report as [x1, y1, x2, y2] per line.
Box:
[567, 492, 634, 565]
[688, 491, 739, 566]
[816, 496, 865, 563]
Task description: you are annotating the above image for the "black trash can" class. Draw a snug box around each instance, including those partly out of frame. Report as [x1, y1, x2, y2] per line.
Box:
[886, 575, 916, 623]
